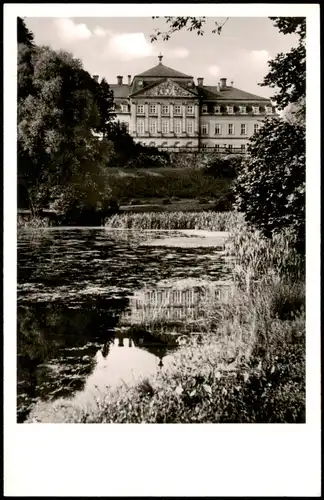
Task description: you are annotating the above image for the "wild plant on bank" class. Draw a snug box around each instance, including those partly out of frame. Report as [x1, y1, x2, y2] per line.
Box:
[225, 222, 304, 291]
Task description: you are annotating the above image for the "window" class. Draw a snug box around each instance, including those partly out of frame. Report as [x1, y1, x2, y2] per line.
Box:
[137, 119, 144, 134]
[252, 106, 260, 114]
[265, 106, 273, 114]
[161, 105, 169, 115]
[201, 124, 208, 135]
[214, 144, 220, 152]
[254, 123, 259, 134]
[137, 104, 144, 114]
[187, 120, 194, 134]
[227, 144, 233, 151]
[149, 119, 157, 134]
[174, 105, 182, 115]
[213, 106, 221, 114]
[202, 104, 208, 114]
[187, 105, 194, 115]
[122, 122, 129, 132]
[121, 104, 128, 113]
[162, 120, 169, 134]
[228, 124, 234, 135]
[240, 124, 246, 135]
[240, 106, 247, 114]
[215, 124, 221, 135]
[227, 106, 234, 114]
[201, 143, 207, 149]
[174, 120, 182, 134]
[241, 144, 246, 153]
[149, 104, 157, 115]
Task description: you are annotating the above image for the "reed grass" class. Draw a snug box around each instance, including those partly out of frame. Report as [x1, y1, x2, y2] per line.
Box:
[105, 211, 243, 231]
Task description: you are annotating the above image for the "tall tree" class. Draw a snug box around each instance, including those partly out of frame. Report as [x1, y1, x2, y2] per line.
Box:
[18, 44, 114, 212]
[260, 17, 306, 111]
[17, 17, 35, 47]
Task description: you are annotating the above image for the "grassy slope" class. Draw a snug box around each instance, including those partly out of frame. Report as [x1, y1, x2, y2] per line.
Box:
[105, 167, 232, 203]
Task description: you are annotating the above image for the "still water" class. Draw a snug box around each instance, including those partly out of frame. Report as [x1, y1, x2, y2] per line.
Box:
[17, 228, 231, 422]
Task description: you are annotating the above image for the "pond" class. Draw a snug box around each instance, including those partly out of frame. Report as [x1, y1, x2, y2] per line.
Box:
[17, 228, 232, 422]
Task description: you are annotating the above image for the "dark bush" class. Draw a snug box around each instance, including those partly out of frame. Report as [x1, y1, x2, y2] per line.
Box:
[212, 193, 234, 211]
[204, 154, 243, 179]
[127, 152, 169, 169]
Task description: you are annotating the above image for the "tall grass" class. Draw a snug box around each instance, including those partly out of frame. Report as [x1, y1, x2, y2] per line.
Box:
[225, 222, 304, 287]
[17, 216, 50, 229]
[105, 211, 243, 231]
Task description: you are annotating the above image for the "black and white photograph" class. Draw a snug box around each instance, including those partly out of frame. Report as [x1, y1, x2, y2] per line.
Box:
[3, 3, 321, 497]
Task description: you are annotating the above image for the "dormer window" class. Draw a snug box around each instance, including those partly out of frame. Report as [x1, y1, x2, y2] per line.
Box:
[240, 106, 247, 114]
[213, 106, 221, 114]
[227, 106, 234, 114]
[121, 104, 128, 113]
[265, 106, 273, 114]
[187, 81, 192, 87]
[252, 106, 260, 114]
[138, 80, 143, 87]
[202, 104, 208, 114]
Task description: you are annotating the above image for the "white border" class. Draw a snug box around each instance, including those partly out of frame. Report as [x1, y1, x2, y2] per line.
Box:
[4, 4, 321, 497]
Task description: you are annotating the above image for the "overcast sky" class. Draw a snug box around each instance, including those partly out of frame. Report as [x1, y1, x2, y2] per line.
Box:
[24, 16, 299, 100]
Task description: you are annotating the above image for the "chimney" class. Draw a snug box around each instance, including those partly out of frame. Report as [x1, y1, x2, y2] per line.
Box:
[127, 75, 131, 86]
[220, 77, 227, 88]
[197, 77, 204, 87]
[217, 82, 221, 92]
[230, 80, 234, 87]
[117, 75, 123, 86]
[93, 74, 99, 82]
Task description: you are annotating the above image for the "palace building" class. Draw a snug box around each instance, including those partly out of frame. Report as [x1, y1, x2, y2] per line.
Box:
[105, 54, 276, 152]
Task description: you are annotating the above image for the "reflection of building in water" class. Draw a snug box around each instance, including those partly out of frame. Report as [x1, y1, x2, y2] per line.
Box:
[114, 329, 174, 370]
[121, 279, 232, 324]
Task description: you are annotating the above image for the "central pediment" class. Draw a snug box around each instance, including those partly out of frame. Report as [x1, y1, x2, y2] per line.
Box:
[131, 78, 197, 98]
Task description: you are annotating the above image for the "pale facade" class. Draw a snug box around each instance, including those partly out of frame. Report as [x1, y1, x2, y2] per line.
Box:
[107, 55, 276, 152]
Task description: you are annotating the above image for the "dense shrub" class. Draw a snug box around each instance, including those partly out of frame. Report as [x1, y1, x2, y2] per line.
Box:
[204, 154, 244, 179]
[126, 152, 169, 168]
[233, 118, 305, 253]
[212, 193, 234, 211]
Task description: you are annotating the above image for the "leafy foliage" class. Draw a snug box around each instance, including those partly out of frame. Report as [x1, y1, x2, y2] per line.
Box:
[260, 17, 306, 110]
[233, 118, 305, 252]
[17, 17, 35, 47]
[150, 16, 229, 42]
